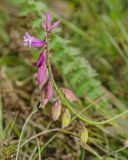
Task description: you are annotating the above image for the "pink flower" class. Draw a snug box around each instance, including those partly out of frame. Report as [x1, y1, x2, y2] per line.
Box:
[37, 63, 48, 89]
[36, 49, 48, 89]
[36, 49, 46, 68]
[45, 13, 52, 30]
[24, 32, 46, 48]
[42, 13, 60, 32]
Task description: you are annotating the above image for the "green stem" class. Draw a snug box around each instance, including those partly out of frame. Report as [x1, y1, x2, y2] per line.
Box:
[15, 109, 37, 160]
[46, 35, 128, 126]
[53, 80, 128, 125]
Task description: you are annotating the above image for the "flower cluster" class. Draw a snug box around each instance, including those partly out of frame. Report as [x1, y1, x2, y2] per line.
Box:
[24, 13, 77, 127]
[24, 13, 60, 107]
[42, 13, 60, 34]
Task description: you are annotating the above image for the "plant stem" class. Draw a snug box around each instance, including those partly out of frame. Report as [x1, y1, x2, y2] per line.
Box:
[46, 35, 128, 126]
[15, 109, 37, 160]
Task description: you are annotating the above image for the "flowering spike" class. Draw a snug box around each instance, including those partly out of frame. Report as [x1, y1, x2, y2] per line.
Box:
[24, 32, 46, 48]
[51, 99, 62, 121]
[61, 108, 71, 128]
[79, 125, 88, 145]
[24, 13, 61, 111]
[47, 79, 53, 101]
[61, 88, 77, 102]
[37, 50, 46, 68]
[51, 20, 60, 30]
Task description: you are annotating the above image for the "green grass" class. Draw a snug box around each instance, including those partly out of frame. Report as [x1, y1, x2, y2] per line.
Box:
[0, 0, 128, 159]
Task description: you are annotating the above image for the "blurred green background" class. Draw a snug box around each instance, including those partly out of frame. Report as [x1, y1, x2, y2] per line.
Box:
[0, 0, 128, 159]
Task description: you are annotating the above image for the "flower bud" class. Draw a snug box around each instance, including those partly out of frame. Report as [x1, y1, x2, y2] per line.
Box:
[79, 126, 88, 145]
[61, 88, 77, 102]
[37, 49, 46, 68]
[51, 99, 62, 121]
[61, 108, 71, 128]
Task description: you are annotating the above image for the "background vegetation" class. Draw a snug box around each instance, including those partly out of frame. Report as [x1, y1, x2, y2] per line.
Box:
[0, 0, 128, 159]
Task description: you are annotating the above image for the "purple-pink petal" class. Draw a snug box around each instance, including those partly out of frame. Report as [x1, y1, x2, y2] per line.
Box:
[24, 32, 31, 39]
[37, 63, 47, 88]
[51, 20, 60, 30]
[45, 13, 52, 30]
[31, 37, 46, 48]
[37, 50, 46, 68]
[24, 32, 31, 47]
[24, 32, 46, 48]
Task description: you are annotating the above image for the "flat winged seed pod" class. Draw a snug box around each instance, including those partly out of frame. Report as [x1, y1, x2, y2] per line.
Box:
[61, 88, 77, 102]
[61, 108, 71, 128]
[79, 126, 88, 145]
[51, 99, 62, 121]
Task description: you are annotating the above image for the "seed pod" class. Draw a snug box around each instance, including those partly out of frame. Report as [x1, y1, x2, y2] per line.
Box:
[79, 126, 88, 145]
[61, 88, 77, 102]
[61, 108, 71, 128]
[51, 99, 62, 121]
